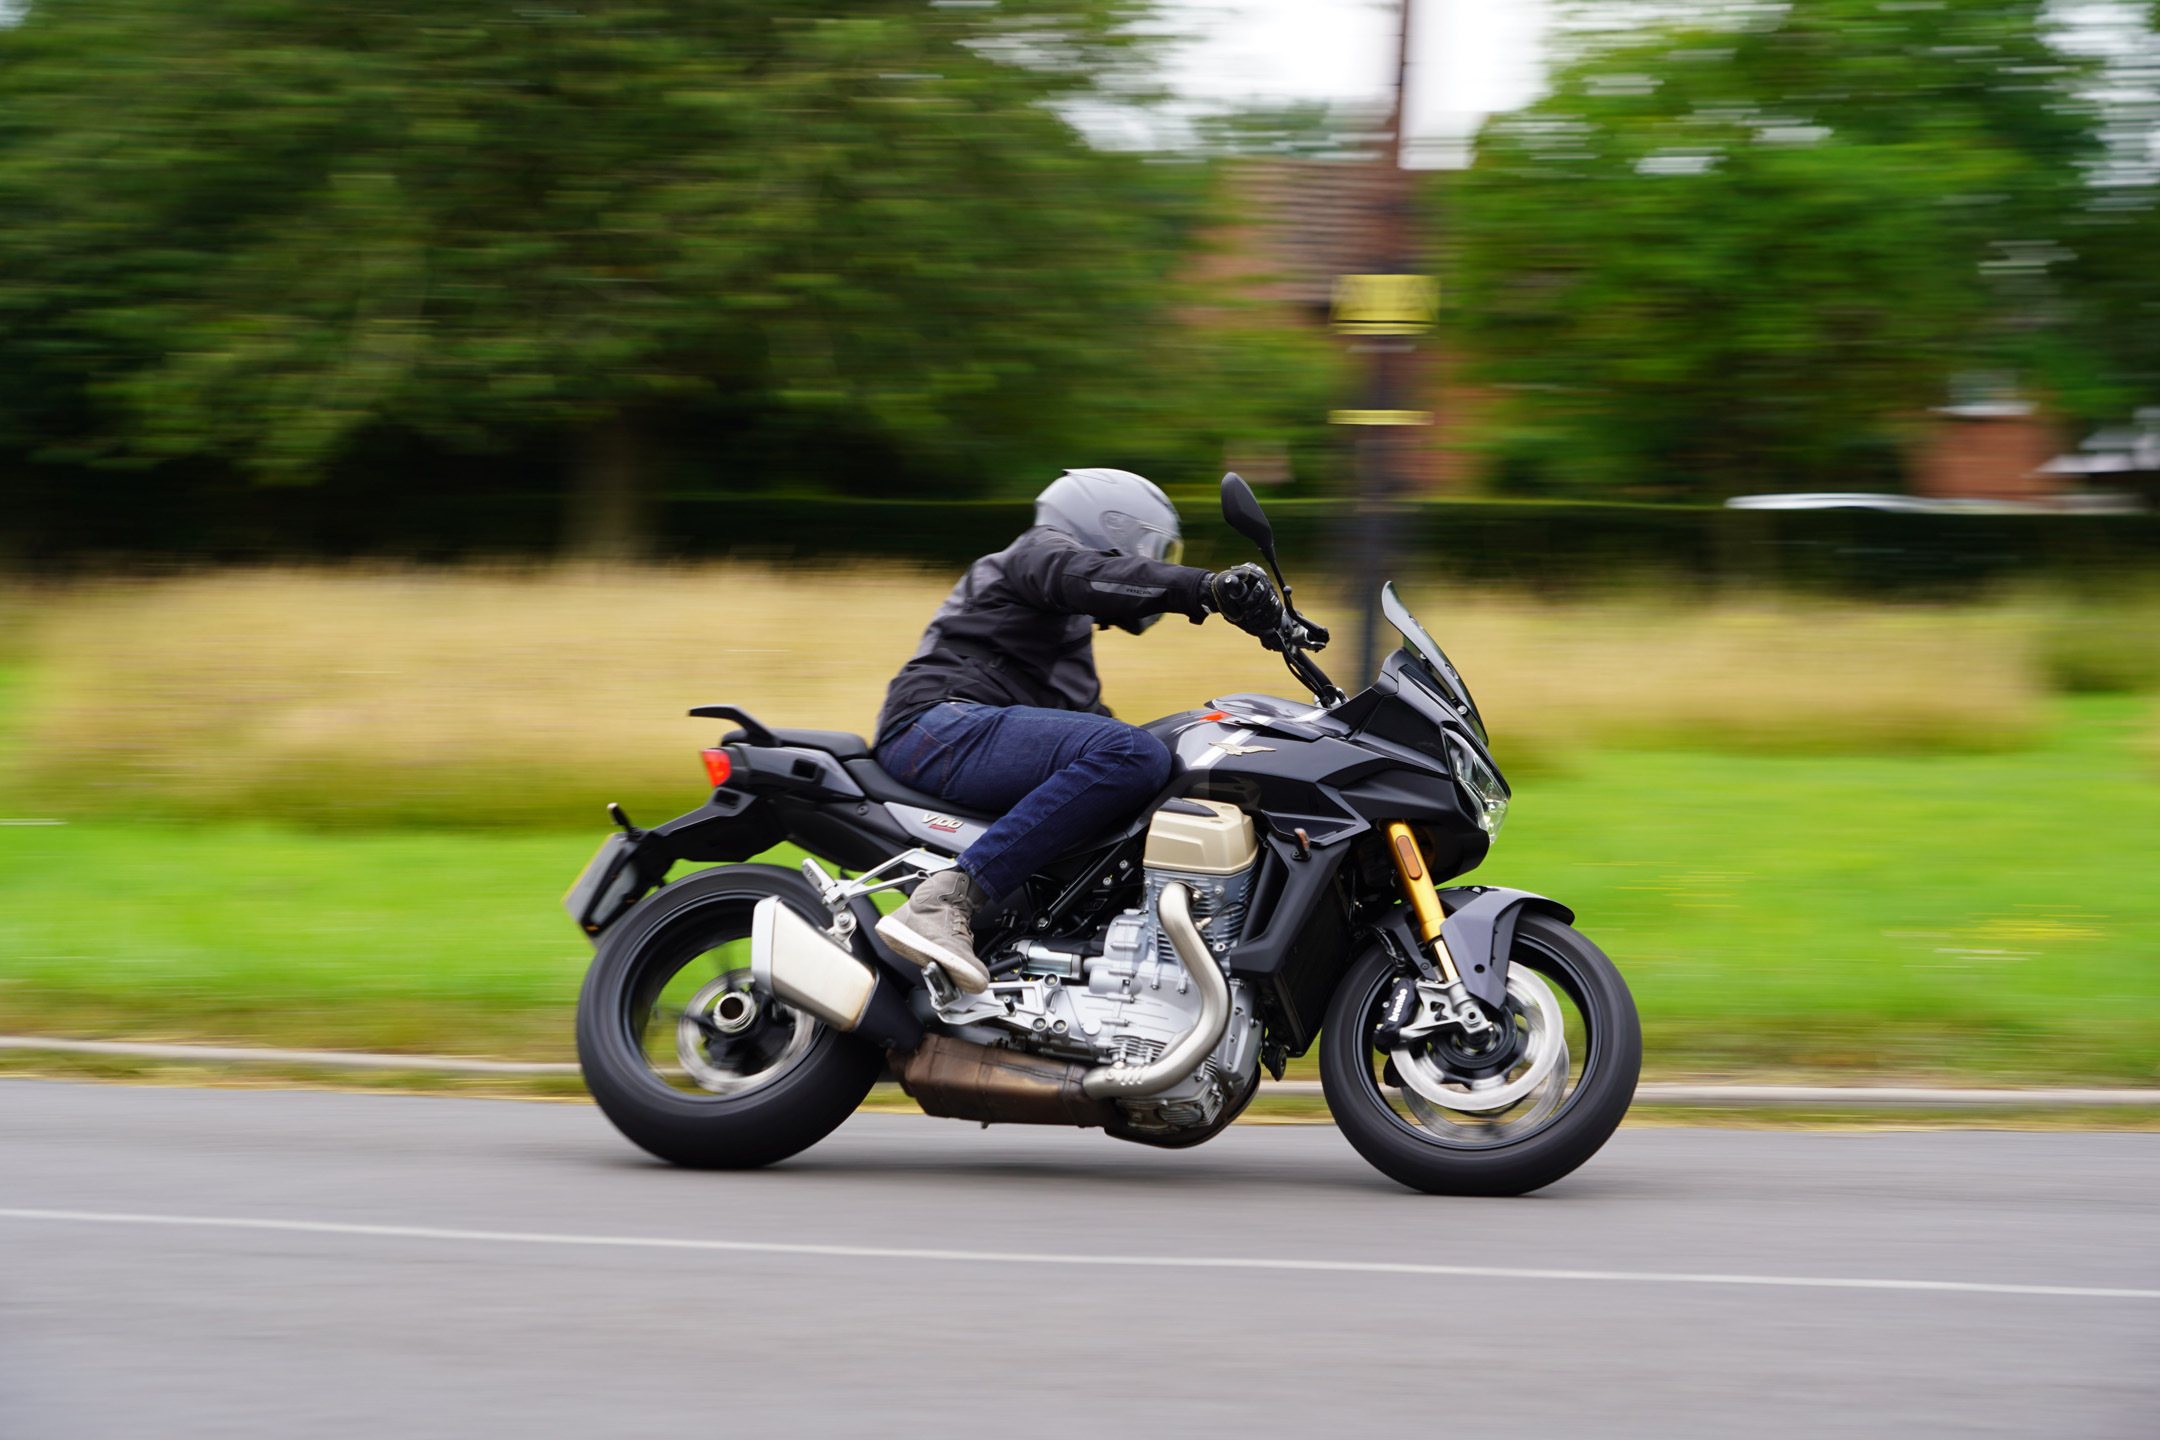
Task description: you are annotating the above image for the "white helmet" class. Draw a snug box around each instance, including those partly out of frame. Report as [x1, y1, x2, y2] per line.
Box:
[1034, 468, 1184, 566]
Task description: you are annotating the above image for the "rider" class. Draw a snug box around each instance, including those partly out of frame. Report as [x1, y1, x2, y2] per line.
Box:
[873, 468, 1285, 993]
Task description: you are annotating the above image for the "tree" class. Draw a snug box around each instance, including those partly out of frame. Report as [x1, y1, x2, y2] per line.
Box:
[2051, 5, 2160, 427]
[1448, 0, 2101, 499]
[0, 0, 1212, 553]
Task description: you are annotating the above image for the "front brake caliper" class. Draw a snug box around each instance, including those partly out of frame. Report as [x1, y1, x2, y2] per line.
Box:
[1371, 974, 1423, 1051]
[1392, 979, 1499, 1045]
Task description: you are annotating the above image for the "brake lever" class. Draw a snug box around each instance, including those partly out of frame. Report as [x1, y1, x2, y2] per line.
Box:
[1268, 629, 1346, 707]
[1284, 614, 1328, 652]
[1262, 616, 1329, 655]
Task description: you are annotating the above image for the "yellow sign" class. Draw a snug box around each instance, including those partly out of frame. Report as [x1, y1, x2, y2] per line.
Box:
[1332, 274, 1438, 335]
[1330, 410, 1432, 426]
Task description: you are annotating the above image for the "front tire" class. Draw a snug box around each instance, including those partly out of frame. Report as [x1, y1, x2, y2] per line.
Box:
[576, 864, 883, 1169]
[1319, 913, 1640, 1195]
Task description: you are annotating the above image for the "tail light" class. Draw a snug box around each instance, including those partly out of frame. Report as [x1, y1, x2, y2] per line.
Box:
[700, 748, 732, 787]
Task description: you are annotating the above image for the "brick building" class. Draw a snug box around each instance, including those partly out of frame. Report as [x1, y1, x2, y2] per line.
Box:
[1911, 402, 2062, 504]
[1204, 160, 2091, 504]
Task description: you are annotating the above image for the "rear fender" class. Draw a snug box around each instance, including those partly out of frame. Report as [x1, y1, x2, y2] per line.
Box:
[1436, 886, 1576, 1011]
[572, 789, 785, 939]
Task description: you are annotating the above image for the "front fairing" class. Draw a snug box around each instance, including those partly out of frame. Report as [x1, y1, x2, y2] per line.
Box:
[1144, 670, 1494, 881]
[1145, 583, 1504, 801]
[1347, 648, 1510, 799]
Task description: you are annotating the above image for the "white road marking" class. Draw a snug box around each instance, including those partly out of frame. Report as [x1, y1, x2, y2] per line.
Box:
[1, 1207, 2154, 1301]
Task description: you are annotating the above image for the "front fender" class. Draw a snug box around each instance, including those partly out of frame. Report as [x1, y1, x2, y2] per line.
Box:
[1436, 886, 1576, 1011]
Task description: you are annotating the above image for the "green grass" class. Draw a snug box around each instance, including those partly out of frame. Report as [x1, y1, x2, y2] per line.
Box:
[1, 697, 2155, 1082]
[1492, 695, 2160, 1083]
[0, 824, 606, 1057]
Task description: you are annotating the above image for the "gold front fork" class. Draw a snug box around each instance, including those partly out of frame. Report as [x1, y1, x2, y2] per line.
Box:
[1385, 821, 1462, 985]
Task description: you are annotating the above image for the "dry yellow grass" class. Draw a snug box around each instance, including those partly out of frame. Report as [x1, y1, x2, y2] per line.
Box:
[2, 565, 2047, 826]
[1389, 583, 2045, 765]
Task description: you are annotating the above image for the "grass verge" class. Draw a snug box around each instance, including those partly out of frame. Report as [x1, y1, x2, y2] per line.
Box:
[2, 697, 2153, 1083]
[1495, 696, 2159, 1083]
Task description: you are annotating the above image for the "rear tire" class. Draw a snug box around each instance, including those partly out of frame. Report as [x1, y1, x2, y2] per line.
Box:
[1319, 913, 1639, 1196]
[576, 864, 883, 1169]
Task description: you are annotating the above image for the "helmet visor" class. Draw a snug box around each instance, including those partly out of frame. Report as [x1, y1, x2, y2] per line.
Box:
[1137, 530, 1183, 566]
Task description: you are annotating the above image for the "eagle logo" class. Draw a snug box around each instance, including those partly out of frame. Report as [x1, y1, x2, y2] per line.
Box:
[1210, 740, 1275, 757]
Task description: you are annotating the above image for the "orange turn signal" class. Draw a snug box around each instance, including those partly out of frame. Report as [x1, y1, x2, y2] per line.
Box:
[700, 748, 732, 787]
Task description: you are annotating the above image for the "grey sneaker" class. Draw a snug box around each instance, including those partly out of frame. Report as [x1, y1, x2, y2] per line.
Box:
[876, 869, 991, 993]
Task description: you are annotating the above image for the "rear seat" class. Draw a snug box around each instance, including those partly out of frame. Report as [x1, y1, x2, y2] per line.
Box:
[722, 726, 869, 761]
[724, 724, 997, 822]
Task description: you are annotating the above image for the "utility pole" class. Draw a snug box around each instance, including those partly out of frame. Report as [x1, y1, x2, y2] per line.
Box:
[1332, 0, 1434, 684]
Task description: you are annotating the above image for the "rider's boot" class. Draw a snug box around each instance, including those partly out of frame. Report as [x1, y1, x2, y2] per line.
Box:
[876, 869, 991, 993]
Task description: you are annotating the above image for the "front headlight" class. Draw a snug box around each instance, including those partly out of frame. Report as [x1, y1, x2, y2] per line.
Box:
[1445, 732, 1509, 839]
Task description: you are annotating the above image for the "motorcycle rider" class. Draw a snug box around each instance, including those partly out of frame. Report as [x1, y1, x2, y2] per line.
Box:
[873, 468, 1292, 992]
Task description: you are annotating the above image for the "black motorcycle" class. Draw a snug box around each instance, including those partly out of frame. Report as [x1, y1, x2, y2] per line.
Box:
[568, 476, 1639, 1195]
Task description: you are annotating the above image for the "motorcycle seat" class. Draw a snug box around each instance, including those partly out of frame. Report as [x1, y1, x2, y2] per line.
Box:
[722, 726, 871, 761]
[843, 758, 999, 824]
[720, 721, 998, 823]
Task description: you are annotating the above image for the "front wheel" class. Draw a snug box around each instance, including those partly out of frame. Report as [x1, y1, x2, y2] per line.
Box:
[576, 864, 883, 1169]
[1319, 913, 1640, 1195]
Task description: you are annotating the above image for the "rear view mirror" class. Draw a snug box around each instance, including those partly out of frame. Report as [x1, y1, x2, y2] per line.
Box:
[1220, 473, 1278, 564]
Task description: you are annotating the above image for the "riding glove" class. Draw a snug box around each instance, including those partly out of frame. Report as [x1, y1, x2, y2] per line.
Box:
[1207, 563, 1285, 638]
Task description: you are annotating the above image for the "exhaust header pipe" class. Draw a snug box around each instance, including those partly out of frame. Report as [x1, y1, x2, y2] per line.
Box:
[1081, 881, 1230, 1099]
[750, 897, 922, 1051]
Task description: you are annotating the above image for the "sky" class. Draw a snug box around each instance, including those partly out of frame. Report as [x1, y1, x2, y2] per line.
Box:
[0, 0, 1552, 162]
[1152, 0, 1555, 166]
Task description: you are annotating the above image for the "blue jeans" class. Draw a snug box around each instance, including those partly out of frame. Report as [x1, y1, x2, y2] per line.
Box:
[875, 702, 1174, 904]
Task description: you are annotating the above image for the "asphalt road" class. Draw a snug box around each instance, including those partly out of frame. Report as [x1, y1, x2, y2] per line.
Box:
[2, 1080, 2155, 1439]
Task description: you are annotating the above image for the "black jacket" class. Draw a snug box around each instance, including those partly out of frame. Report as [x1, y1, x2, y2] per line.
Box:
[876, 526, 1211, 740]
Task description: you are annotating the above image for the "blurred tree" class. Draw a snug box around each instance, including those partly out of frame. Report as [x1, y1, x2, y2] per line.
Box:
[0, 0, 1235, 553]
[1449, 0, 2103, 500]
[2051, 5, 2160, 429]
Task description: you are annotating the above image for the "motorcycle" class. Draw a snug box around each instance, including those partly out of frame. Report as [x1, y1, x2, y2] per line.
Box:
[568, 475, 1640, 1195]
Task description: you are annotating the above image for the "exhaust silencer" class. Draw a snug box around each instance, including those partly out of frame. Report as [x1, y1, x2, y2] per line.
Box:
[749, 897, 922, 1051]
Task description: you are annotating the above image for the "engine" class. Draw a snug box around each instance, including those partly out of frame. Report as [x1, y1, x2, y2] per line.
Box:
[976, 800, 1263, 1136]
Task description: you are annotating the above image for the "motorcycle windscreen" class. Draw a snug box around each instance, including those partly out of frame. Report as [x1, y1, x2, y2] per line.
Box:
[1380, 581, 1487, 743]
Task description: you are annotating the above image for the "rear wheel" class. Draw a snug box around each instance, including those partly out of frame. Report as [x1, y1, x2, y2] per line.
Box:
[576, 865, 883, 1169]
[1319, 912, 1639, 1195]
